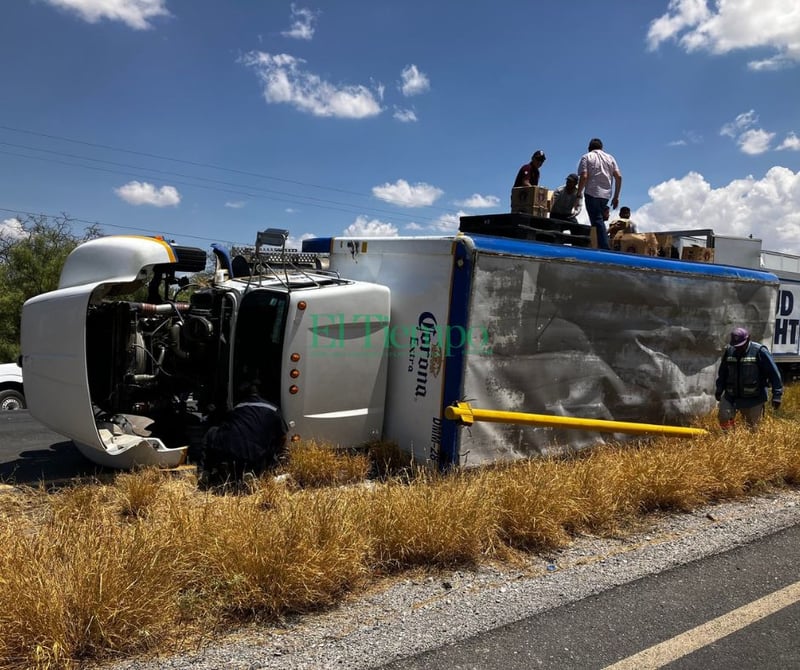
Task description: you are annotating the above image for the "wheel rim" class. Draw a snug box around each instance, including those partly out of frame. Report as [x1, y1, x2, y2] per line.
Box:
[1, 397, 23, 411]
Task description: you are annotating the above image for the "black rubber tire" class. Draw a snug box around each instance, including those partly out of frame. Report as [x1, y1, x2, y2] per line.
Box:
[0, 389, 26, 411]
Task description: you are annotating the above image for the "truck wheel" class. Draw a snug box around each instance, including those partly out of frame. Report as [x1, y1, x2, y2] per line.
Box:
[0, 389, 26, 411]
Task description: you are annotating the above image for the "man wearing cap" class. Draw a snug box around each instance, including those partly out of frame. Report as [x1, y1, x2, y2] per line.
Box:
[513, 150, 546, 188]
[714, 327, 783, 430]
[549, 173, 581, 223]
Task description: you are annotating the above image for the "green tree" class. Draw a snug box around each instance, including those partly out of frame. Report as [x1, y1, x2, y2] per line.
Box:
[0, 214, 100, 361]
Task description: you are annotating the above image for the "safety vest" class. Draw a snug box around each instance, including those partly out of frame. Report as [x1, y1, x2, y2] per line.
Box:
[723, 343, 762, 399]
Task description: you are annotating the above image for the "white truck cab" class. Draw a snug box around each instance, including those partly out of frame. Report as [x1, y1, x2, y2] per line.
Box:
[20, 232, 388, 468]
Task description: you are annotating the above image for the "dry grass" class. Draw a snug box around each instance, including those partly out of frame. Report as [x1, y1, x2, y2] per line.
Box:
[284, 440, 371, 488]
[1, 399, 799, 668]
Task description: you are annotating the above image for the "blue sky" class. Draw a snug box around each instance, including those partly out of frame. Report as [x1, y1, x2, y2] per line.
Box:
[1, 0, 799, 254]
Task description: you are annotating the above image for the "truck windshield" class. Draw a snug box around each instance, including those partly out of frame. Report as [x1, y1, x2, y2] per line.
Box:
[232, 290, 289, 405]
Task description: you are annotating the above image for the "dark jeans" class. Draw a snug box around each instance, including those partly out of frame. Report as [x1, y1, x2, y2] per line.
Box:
[585, 194, 610, 250]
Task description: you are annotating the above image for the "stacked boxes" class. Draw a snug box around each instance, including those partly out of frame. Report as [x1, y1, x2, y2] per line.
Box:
[613, 233, 659, 256]
[681, 246, 715, 263]
[511, 186, 550, 217]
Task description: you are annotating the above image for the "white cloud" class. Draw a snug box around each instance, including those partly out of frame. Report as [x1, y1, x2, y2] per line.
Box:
[669, 130, 703, 147]
[748, 55, 795, 72]
[393, 107, 418, 123]
[398, 211, 466, 234]
[115, 180, 181, 207]
[647, 0, 800, 69]
[720, 110, 778, 154]
[241, 51, 383, 119]
[720, 109, 758, 138]
[646, 0, 711, 49]
[281, 4, 318, 40]
[399, 64, 430, 96]
[777, 132, 800, 151]
[428, 211, 466, 233]
[284, 231, 316, 250]
[1, 217, 25, 240]
[372, 179, 443, 207]
[42, 0, 170, 30]
[632, 167, 800, 254]
[738, 128, 775, 155]
[225, 200, 246, 209]
[343, 216, 398, 237]
[455, 193, 500, 209]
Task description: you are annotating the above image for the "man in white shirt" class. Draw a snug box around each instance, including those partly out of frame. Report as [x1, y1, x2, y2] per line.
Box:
[576, 138, 622, 250]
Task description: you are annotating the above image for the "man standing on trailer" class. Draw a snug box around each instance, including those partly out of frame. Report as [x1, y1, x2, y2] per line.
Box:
[576, 138, 622, 250]
[714, 327, 783, 430]
[513, 150, 547, 188]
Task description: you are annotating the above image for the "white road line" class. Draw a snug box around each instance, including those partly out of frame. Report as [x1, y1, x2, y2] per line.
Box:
[604, 579, 800, 670]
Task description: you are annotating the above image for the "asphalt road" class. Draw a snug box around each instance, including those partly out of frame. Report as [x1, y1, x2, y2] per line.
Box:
[0, 409, 110, 484]
[381, 524, 800, 670]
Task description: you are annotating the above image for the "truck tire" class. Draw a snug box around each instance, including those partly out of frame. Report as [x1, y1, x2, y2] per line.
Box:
[0, 389, 26, 411]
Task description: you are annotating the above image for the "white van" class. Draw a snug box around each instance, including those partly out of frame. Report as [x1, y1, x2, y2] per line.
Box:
[0, 362, 25, 411]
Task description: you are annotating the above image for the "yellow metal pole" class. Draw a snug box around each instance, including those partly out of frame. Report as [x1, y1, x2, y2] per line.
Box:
[444, 402, 707, 437]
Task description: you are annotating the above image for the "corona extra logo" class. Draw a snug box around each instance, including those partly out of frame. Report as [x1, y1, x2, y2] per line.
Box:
[412, 311, 438, 399]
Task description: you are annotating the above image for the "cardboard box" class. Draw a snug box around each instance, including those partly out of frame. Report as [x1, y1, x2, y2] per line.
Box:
[681, 246, 715, 263]
[613, 233, 659, 256]
[654, 233, 675, 258]
[511, 186, 550, 213]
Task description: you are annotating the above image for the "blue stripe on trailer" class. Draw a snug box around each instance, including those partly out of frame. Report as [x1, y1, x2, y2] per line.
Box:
[438, 238, 472, 469]
[466, 233, 778, 283]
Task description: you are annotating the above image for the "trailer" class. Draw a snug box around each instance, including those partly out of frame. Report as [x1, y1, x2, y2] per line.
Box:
[625, 226, 800, 378]
[19, 215, 778, 470]
[304, 221, 777, 465]
[760, 250, 800, 379]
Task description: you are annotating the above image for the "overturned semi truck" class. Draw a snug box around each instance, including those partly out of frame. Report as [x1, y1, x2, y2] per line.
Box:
[20, 216, 779, 469]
